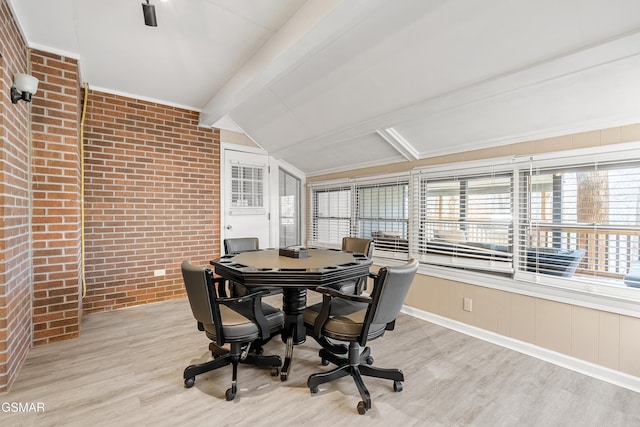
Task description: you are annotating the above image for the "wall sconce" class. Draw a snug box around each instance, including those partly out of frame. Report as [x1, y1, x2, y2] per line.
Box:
[11, 73, 39, 104]
[142, 0, 157, 27]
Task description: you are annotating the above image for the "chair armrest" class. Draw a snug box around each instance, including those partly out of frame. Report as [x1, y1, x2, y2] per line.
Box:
[312, 286, 373, 338]
[218, 289, 271, 339]
[211, 275, 229, 298]
[314, 285, 372, 304]
[217, 288, 270, 304]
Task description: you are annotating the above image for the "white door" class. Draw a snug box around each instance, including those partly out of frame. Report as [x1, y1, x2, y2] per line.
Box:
[222, 149, 271, 249]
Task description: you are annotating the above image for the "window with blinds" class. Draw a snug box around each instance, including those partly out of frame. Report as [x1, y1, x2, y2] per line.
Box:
[417, 172, 514, 273]
[310, 186, 352, 245]
[230, 165, 264, 208]
[357, 182, 409, 257]
[309, 178, 409, 258]
[309, 144, 640, 298]
[518, 160, 640, 284]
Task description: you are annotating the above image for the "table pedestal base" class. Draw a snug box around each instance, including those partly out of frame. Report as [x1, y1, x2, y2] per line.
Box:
[280, 288, 306, 381]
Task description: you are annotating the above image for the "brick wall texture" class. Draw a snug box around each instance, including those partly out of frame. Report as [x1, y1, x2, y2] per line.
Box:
[82, 91, 221, 313]
[30, 50, 82, 346]
[0, 0, 32, 392]
[0, 0, 221, 391]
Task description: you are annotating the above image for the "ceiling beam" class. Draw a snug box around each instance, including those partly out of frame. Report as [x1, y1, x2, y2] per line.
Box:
[198, 0, 388, 127]
[267, 29, 640, 158]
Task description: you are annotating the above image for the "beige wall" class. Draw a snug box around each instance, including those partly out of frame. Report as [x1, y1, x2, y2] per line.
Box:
[307, 124, 640, 183]
[313, 123, 640, 379]
[220, 129, 260, 149]
[406, 273, 640, 378]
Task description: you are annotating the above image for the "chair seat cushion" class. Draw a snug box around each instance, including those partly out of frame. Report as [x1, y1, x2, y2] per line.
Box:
[204, 301, 284, 342]
[303, 299, 386, 342]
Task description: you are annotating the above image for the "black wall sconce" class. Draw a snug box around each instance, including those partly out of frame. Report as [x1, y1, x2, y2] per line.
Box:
[11, 73, 39, 104]
[142, 0, 157, 27]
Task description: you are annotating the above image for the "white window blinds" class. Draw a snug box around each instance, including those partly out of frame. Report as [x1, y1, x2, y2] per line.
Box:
[230, 164, 264, 208]
[518, 159, 640, 285]
[416, 170, 514, 273]
[310, 185, 352, 246]
[356, 181, 409, 258]
[309, 176, 409, 258]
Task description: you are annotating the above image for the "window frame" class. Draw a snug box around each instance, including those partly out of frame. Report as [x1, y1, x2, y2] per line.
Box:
[415, 167, 515, 274]
[424, 145, 640, 306]
[308, 174, 410, 259]
[308, 143, 640, 310]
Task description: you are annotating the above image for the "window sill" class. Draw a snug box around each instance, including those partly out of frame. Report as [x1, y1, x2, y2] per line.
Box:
[412, 262, 640, 318]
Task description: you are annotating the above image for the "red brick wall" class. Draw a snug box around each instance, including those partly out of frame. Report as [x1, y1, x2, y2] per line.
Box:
[29, 51, 82, 345]
[0, 0, 32, 391]
[82, 90, 220, 313]
[0, 0, 220, 391]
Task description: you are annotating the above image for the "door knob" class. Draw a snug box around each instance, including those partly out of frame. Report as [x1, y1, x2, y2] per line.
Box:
[226, 225, 232, 230]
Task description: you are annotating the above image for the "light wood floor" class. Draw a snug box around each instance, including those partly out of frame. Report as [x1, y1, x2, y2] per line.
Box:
[3, 296, 640, 427]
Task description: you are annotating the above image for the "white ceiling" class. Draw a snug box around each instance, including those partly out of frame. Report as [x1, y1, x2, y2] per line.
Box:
[9, 0, 640, 176]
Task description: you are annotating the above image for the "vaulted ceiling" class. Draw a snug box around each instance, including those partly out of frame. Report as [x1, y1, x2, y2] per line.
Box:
[9, 0, 640, 176]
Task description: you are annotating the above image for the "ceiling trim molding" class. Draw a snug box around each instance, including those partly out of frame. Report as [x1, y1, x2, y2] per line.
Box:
[221, 142, 267, 156]
[376, 127, 419, 160]
[414, 116, 640, 161]
[88, 85, 201, 113]
[304, 156, 408, 178]
[27, 41, 81, 60]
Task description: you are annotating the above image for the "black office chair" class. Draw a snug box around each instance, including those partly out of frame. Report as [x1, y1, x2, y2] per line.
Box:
[304, 258, 418, 414]
[223, 237, 283, 297]
[326, 237, 374, 295]
[181, 260, 284, 401]
[223, 237, 260, 255]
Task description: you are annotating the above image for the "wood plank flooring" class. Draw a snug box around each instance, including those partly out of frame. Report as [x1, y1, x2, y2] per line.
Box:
[2, 296, 640, 426]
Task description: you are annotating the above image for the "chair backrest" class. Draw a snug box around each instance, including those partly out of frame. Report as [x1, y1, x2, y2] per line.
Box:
[181, 260, 224, 344]
[342, 237, 374, 258]
[224, 237, 259, 255]
[361, 258, 418, 345]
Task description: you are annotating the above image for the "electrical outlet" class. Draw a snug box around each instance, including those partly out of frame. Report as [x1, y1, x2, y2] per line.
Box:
[154, 269, 166, 277]
[463, 297, 472, 312]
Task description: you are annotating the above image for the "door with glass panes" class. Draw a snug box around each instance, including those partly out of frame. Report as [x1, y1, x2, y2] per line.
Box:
[223, 150, 270, 247]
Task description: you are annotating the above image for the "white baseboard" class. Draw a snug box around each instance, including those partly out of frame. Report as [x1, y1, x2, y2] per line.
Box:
[401, 305, 640, 394]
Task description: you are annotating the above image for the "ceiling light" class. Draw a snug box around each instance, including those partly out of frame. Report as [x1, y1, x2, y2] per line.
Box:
[142, 0, 157, 27]
[11, 73, 39, 104]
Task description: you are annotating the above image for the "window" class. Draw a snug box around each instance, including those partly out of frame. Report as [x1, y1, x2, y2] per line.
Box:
[416, 171, 514, 273]
[230, 165, 263, 208]
[309, 177, 409, 257]
[518, 160, 640, 285]
[311, 186, 352, 245]
[308, 144, 640, 302]
[357, 182, 409, 256]
[279, 168, 301, 247]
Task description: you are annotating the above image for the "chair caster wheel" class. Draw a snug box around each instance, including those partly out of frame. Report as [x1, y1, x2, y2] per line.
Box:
[321, 358, 329, 366]
[310, 386, 318, 394]
[393, 380, 403, 392]
[225, 386, 236, 401]
[184, 377, 195, 388]
[357, 401, 367, 415]
[270, 367, 279, 376]
[280, 371, 288, 381]
[365, 356, 374, 365]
